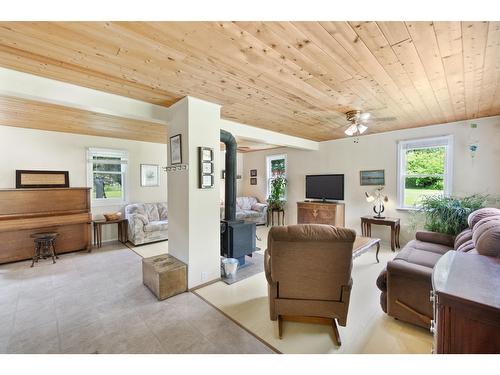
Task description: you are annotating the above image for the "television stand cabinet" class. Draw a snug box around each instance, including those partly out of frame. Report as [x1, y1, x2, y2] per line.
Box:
[297, 201, 345, 227]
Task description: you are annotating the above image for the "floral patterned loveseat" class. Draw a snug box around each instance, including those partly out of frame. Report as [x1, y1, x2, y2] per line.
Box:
[235, 197, 268, 225]
[125, 202, 168, 245]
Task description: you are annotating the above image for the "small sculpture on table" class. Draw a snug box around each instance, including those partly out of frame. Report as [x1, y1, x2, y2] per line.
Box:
[365, 186, 388, 219]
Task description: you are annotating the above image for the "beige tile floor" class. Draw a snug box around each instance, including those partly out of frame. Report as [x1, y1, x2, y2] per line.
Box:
[0, 242, 273, 354]
[195, 225, 433, 354]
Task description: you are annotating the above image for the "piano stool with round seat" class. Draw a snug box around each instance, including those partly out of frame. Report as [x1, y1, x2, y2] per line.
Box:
[30, 232, 59, 267]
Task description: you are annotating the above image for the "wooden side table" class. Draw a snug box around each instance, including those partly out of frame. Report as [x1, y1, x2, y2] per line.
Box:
[267, 208, 285, 226]
[93, 218, 128, 248]
[360, 216, 400, 251]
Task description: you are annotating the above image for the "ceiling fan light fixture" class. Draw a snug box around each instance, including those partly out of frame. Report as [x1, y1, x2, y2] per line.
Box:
[344, 124, 357, 136]
[360, 112, 371, 121]
[358, 124, 368, 134]
[344, 110, 371, 137]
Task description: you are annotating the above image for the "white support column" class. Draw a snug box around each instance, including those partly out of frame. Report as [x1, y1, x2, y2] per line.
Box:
[167, 96, 221, 289]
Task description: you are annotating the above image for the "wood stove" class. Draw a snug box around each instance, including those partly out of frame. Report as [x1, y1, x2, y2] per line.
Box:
[220, 130, 256, 265]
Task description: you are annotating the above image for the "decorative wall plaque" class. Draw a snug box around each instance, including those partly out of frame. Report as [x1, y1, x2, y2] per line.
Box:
[199, 147, 214, 189]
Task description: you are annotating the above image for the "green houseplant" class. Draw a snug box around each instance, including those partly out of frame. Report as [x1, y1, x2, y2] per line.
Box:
[415, 194, 487, 236]
[267, 175, 287, 210]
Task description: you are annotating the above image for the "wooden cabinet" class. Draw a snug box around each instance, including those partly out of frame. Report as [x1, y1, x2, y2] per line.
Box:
[0, 188, 92, 264]
[297, 201, 345, 227]
[431, 251, 500, 354]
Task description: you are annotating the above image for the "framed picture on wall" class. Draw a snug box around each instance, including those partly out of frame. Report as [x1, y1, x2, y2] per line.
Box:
[360, 170, 385, 186]
[250, 177, 257, 185]
[198, 147, 215, 189]
[201, 175, 214, 189]
[250, 169, 257, 177]
[202, 162, 213, 174]
[140, 164, 159, 187]
[201, 148, 213, 162]
[16, 170, 69, 188]
[170, 134, 182, 165]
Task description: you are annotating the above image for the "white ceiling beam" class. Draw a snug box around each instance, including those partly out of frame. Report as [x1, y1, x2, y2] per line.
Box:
[220, 119, 319, 151]
[0, 67, 170, 124]
[0, 67, 319, 150]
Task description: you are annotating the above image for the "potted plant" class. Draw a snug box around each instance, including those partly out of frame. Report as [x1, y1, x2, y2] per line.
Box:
[413, 194, 487, 236]
[267, 175, 287, 211]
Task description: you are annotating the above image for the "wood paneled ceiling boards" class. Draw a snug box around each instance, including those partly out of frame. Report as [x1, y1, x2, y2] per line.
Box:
[0, 22, 498, 141]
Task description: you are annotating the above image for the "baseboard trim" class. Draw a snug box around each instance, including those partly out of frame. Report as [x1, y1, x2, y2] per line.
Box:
[189, 278, 221, 291]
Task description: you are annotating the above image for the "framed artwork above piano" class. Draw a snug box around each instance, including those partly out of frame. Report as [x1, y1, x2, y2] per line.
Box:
[16, 169, 70, 189]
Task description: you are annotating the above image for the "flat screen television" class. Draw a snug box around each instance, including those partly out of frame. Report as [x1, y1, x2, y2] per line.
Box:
[305, 174, 344, 201]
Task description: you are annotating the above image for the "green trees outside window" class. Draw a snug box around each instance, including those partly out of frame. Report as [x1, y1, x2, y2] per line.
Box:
[404, 146, 446, 207]
[267, 155, 287, 210]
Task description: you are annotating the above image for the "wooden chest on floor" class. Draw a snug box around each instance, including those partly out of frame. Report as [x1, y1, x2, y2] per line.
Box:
[142, 254, 187, 300]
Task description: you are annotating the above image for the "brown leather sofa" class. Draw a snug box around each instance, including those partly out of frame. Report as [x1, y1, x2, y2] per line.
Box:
[264, 224, 356, 345]
[377, 207, 500, 329]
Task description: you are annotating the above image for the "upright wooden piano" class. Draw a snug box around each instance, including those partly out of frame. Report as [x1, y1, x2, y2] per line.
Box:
[0, 188, 92, 264]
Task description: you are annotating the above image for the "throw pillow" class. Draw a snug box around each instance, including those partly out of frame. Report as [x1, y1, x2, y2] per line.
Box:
[456, 239, 475, 252]
[454, 228, 473, 249]
[473, 217, 500, 257]
[467, 207, 500, 228]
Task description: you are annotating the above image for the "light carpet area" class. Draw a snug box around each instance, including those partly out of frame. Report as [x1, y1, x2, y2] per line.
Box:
[126, 240, 169, 258]
[195, 226, 433, 354]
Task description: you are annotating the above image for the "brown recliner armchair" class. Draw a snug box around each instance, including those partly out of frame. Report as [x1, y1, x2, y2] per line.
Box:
[264, 224, 356, 345]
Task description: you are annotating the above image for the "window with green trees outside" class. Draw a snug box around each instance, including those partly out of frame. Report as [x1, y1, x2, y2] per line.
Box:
[87, 148, 128, 204]
[398, 136, 453, 208]
[266, 154, 287, 199]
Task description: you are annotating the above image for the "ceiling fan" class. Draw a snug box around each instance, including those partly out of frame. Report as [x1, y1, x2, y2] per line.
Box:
[344, 110, 397, 137]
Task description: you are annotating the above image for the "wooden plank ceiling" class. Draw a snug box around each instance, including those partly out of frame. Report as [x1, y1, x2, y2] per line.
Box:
[0, 95, 168, 143]
[0, 21, 498, 141]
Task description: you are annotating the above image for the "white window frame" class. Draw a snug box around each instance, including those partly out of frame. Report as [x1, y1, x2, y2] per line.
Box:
[397, 135, 453, 210]
[266, 154, 287, 199]
[87, 147, 128, 206]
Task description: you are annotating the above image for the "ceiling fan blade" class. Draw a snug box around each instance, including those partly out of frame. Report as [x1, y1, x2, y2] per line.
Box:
[368, 117, 397, 122]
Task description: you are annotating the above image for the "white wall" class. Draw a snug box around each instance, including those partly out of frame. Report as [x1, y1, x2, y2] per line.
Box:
[0, 125, 168, 241]
[241, 116, 500, 246]
[167, 97, 221, 289]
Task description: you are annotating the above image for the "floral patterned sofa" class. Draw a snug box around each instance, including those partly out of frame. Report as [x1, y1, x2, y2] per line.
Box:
[125, 202, 168, 245]
[235, 197, 268, 225]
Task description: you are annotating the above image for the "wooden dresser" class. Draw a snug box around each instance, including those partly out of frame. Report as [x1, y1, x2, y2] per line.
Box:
[0, 188, 92, 264]
[297, 201, 345, 227]
[431, 251, 500, 354]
